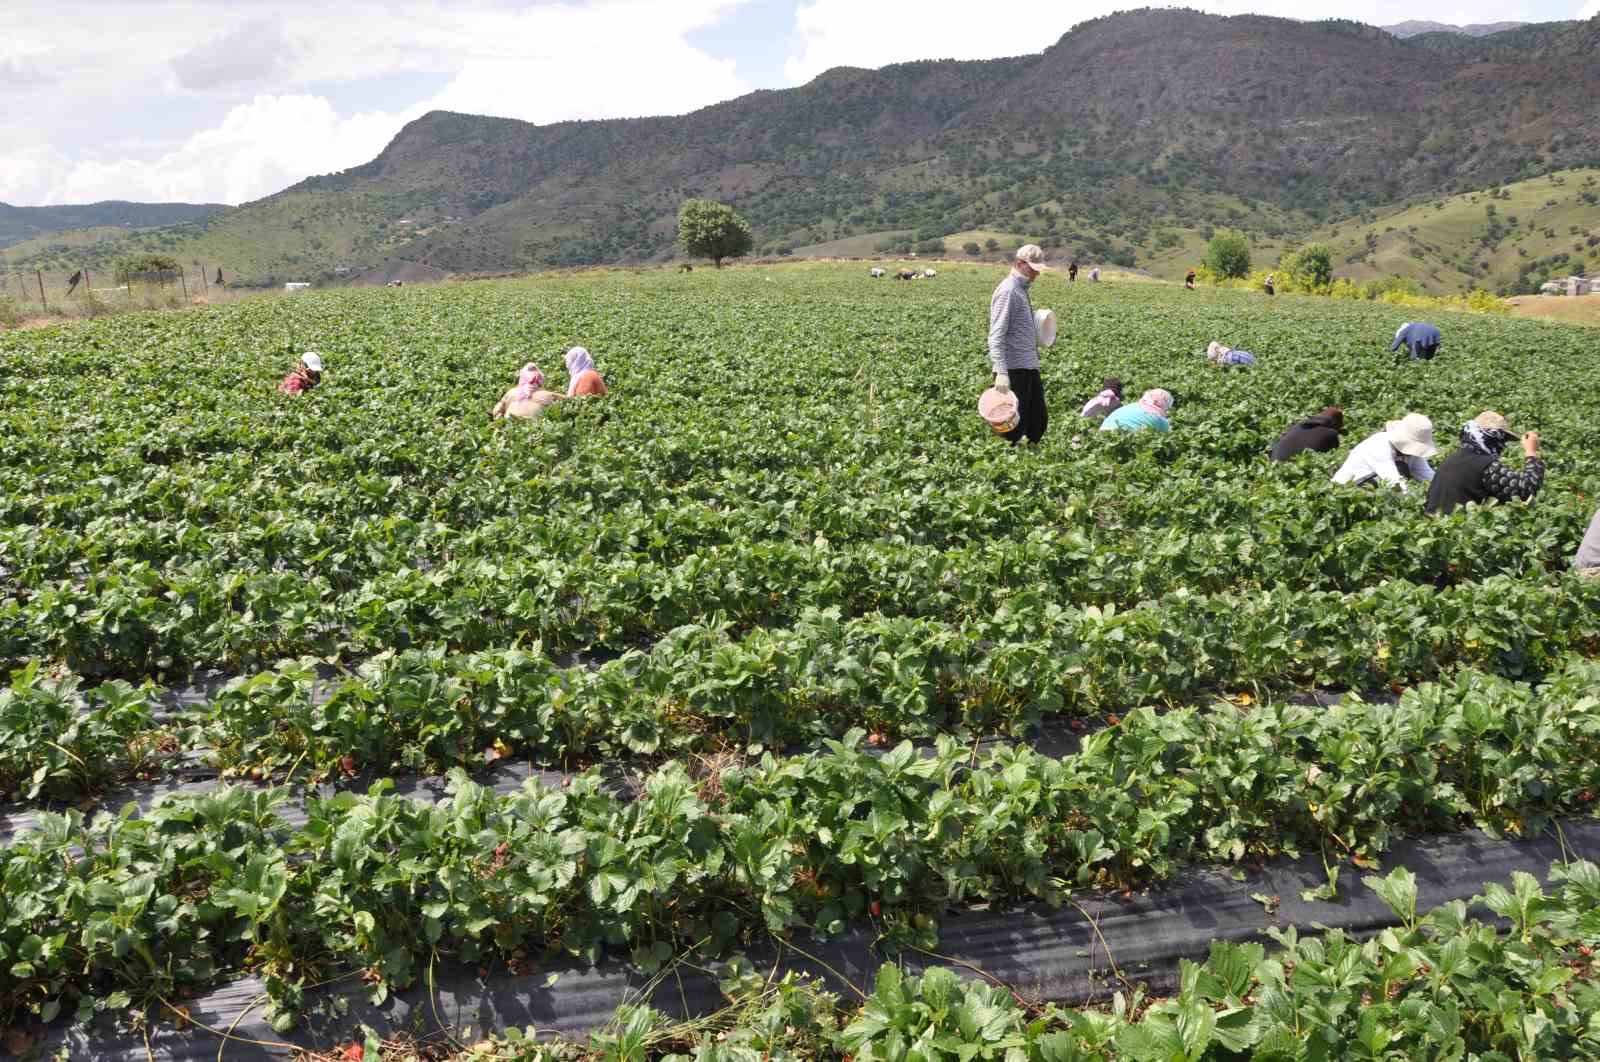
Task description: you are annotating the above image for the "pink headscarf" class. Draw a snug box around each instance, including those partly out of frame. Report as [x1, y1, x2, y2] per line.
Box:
[1138, 388, 1173, 416]
[513, 362, 544, 401]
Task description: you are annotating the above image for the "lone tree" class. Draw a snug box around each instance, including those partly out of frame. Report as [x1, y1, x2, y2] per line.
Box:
[1203, 232, 1252, 279]
[1283, 243, 1334, 291]
[677, 199, 753, 268]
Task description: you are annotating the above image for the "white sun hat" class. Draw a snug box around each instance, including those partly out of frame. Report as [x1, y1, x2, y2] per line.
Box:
[301, 351, 323, 372]
[1384, 412, 1438, 458]
[1034, 308, 1058, 347]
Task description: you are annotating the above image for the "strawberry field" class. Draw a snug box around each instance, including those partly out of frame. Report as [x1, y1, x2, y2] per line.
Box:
[2, 262, 1599, 1058]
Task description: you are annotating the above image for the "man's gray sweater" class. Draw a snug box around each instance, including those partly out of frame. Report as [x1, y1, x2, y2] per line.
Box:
[988, 271, 1040, 372]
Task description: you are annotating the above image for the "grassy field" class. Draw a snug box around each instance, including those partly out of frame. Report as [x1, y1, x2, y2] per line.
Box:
[1508, 292, 1600, 325]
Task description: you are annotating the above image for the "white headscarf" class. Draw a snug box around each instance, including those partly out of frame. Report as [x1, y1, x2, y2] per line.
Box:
[564, 346, 596, 396]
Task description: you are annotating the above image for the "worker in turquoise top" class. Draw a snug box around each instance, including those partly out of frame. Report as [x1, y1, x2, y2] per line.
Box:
[1101, 388, 1173, 433]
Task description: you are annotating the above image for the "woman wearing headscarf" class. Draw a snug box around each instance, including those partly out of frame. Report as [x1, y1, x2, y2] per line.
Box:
[1424, 411, 1544, 516]
[1100, 388, 1173, 433]
[1270, 406, 1344, 461]
[492, 362, 562, 419]
[1080, 378, 1124, 422]
[564, 347, 608, 397]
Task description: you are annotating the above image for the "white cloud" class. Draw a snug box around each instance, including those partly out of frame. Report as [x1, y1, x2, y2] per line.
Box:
[2, 0, 751, 206]
[45, 96, 413, 205]
[1580, 0, 1599, 17]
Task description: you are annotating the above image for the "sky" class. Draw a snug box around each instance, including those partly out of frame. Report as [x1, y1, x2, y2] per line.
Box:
[3, 0, 1595, 207]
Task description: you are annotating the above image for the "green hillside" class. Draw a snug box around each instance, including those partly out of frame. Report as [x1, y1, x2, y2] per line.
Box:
[1304, 169, 1600, 294]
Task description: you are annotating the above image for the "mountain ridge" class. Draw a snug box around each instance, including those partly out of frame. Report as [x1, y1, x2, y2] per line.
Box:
[5, 9, 1598, 292]
[0, 200, 225, 250]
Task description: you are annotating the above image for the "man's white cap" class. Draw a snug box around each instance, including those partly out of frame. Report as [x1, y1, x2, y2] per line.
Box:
[301, 351, 323, 372]
[1015, 245, 1050, 271]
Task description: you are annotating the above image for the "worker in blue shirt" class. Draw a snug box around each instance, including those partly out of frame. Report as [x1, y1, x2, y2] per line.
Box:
[1390, 321, 1441, 360]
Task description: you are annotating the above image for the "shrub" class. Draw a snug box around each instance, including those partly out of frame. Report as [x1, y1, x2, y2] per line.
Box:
[1203, 232, 1251, 279]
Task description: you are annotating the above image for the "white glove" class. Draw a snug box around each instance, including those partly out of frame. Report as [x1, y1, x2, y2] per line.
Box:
[994, 372, 1011, 394]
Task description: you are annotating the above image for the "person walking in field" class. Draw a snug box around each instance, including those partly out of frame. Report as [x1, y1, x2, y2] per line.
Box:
[1263, 273, 1276, 297]
[987, 245, 1051, 445]
[1424, 412, 1544, 516]
[279, 351, 323, 395]
[1185, 268, 1196, 290]
[1100, 388, 1173, 433]
[1080, 377, 1124, 422]
[1331, 413, 1438, 492]
[1390, 321, 1441, 361]
[1269, 406, 1343, 461]
[492, 362, 563, 419]
[564, 347, 609, 396]
[1068, 262, 1079, 282]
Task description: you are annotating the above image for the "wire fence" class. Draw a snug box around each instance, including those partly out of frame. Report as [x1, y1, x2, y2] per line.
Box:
[5, 263, 227, 312]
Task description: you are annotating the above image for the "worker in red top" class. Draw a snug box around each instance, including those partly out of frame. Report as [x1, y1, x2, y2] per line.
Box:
[279, 352, 323, 395]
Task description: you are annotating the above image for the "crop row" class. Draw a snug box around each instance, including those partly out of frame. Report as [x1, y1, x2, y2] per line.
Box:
[468, 861, 1600, 1061]
[4, 659, 1597, 1030]
[7, 570, 1599, 798]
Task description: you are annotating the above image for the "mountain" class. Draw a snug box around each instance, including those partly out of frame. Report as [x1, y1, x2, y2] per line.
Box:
[5, 9, 1598, 291]
[0, 201, 224, 249]
[1383, 20, 1533, 38]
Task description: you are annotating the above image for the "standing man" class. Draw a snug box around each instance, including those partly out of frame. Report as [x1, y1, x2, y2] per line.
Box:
[988, 244, 1050, 445]
[1390, 321, 1441, 360]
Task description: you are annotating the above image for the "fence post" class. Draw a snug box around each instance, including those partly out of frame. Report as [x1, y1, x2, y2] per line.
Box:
[180, 269, 190, 299]
[36, 270, 48, 311]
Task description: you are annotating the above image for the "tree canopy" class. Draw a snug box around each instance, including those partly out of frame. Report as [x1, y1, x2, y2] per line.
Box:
[677, 199, 754, 268]
[1203, 232, 1252, 279]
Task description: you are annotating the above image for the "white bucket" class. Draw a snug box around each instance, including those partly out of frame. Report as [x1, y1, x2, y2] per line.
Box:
[1035, 308, 1057, 347]
[978, 387, 1020, 434]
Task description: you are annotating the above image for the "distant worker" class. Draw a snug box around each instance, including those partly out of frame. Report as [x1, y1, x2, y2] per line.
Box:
[1206, 341, 1256, 368]
[215, 267, 224, 287]
[1269, 406, 1343, 461]
[1100, 388, 1173, 433]
[1080, 377, 1124, 422]
[1089, 267, 1101, 282]
[1185, 268, 1196, 290]
[987, 244, 1051, 445]
[1574, 507, 1600, 575]
[492, 362, 562, 420]
[565, 346, 608, 397]
[1390, 321, 1441, 361]
[1331, 412, 1437, 492]
[1263, 273, 1276, 297]
[279, 351, 323, 395]
[1068, 262, 1079, 283]
[1424, 412, 1544, 516]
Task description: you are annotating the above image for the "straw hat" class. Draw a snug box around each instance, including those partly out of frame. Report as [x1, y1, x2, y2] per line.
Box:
[1384, 413, 1438, 458]
[1015, 245, 1050, 271]
[1473, 410, 1513, 433]
[1034, 308, 1058, 347]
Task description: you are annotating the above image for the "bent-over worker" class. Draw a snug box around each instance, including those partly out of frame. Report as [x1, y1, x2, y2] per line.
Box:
[1270, 407, 1343, 461]
[492, 362, 562, 419]
[1424, 412, 1545, 516]
[279, 351, 323, 395]
[1331, 413, 1438, 492]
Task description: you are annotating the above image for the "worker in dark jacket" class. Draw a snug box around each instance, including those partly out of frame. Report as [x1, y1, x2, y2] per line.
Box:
[1424, 411, 1544, 516]
[1390, 321, 1441, 360]
[1269, 406, 1343, 461]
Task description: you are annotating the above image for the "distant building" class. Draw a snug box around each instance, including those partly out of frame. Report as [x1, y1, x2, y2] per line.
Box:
[1542, 276, 1595, 295]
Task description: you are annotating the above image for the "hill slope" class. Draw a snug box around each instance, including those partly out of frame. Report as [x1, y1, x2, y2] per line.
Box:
[0, 201, 223, 249]
[1383, 20, 1533, 38]
[5, 10, 1599, 287]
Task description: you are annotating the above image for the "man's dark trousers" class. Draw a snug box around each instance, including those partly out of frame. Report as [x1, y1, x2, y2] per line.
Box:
[1003, 368, 1047, 445]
